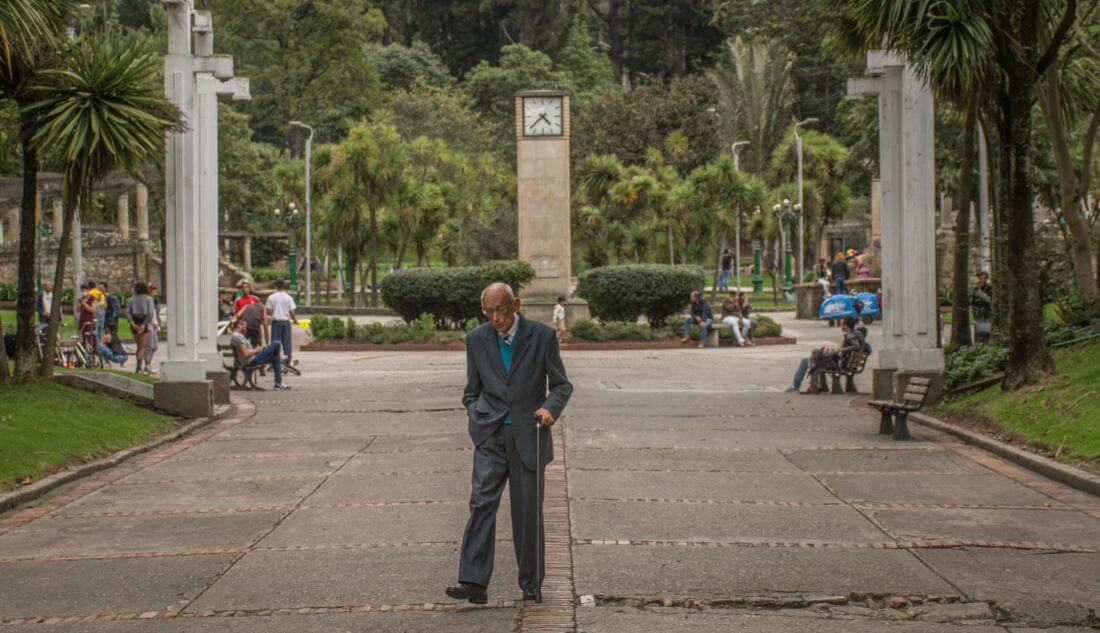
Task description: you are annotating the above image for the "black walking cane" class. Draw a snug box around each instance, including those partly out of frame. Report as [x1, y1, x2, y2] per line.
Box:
[533, 413, 544, 603]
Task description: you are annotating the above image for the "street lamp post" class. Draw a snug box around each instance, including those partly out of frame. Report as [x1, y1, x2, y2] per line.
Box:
[773, 199, 802, 298]
[731, 140, 749, 291]
[275, 203, 301, 293]
[751, 206, 764, 294]
[288, 121, 314, 306]
[792, 117, 817, 284]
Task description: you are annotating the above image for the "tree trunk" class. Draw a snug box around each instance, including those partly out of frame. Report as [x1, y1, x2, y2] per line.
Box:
[394, 229, 409, 271]
[1038, 65, 1098, 304]
[369, 208, 379, 307]
[40, 185, 81, 378]
[998, 63, 1056, 389]
[12, 132, 39, 382]
[950, 102, 977, 347]
[710, 227, 725, 302]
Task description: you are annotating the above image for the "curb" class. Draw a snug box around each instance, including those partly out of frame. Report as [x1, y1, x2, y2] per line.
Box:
[912, 411, 1100, 498]
[0, 403, 237, 514]
[302, 337, 797, 353]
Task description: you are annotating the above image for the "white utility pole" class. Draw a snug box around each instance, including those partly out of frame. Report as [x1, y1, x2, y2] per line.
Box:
[289, 120, 314, 306]
[732, 140, 749, 291]
[793, 118, 817, 284]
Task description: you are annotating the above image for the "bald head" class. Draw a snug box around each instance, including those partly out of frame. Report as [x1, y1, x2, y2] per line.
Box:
[481, 282, 520, 334]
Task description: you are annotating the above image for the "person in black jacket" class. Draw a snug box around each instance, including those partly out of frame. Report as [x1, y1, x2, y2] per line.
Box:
[830, 253, 851, 295]
[788, 316, 867, 393]
[681, 291, 714, 349]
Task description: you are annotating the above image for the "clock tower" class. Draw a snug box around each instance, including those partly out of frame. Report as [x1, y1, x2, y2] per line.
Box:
[515, 89, 571, 299]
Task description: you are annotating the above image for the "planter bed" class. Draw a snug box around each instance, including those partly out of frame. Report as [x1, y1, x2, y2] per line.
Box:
[302, 335, 796, 352]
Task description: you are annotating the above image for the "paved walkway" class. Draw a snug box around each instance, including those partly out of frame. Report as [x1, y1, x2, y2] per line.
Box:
[1, 315, 1098, 631]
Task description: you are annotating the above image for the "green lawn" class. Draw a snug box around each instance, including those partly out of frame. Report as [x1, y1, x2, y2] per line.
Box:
[938, 342, 1100, 462]
[1, 310, 134, 340]
[0, 381, 174, 490]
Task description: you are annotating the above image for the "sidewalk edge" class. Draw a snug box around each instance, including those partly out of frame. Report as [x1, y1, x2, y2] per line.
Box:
[0, 403, 237, 513]
[911, 411, 1100, 498]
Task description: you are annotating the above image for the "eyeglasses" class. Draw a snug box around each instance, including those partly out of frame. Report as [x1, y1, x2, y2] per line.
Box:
[482, 305, 514, 318]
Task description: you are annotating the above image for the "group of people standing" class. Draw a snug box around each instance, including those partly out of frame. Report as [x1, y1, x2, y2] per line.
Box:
[224, 279, 297, 391]
[816, 249, 872, 297]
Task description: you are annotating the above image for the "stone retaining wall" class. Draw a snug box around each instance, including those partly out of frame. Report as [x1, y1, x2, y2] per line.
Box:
[0, 238, 160, 291]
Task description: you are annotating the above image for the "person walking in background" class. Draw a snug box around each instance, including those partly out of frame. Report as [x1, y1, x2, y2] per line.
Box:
[266, 279, 297, 366]
[830, 252, 850, 295]
[36, 281, 53, 326]
[143, 282, 160, 374]
[681, 290, 714, 349]
[718, 248, 733, 291]
[127, 282, 155, 375]
[971, 271, 994, 344]
[87, 279, 106, 344]
[553, 296, 568, 345]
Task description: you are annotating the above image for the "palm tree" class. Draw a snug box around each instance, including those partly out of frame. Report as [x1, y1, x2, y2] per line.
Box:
[0, 0, 76, 383]
[24, 33, 181, 377]
[333, 122, 407, 306]
[840, 0, 1079, 388]
[690, 155, 766, 299]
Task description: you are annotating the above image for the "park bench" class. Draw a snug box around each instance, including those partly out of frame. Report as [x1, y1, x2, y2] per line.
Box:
[704, 322, 732, 348]
[221, 347, 262, 391]
[824, 349, 868, 394]
[867, 375, 931, 440]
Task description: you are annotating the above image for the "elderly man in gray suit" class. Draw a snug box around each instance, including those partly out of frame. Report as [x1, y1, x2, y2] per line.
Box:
[445, 283, 573, 605]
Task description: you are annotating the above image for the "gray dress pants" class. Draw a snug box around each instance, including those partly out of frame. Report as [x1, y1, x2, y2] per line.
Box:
[458, 424, 544, 591]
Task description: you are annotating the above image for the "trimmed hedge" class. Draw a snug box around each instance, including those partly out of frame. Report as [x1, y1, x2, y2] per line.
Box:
[575, 264, 706, 327]
[379, 260, 535, 327]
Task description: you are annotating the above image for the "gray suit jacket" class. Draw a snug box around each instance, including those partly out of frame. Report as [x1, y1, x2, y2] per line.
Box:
[463, 316, 572, 470]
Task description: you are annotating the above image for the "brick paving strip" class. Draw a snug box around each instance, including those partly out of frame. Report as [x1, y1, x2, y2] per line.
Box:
[520, 421, 577, 633]
[0, 399, 258, 536]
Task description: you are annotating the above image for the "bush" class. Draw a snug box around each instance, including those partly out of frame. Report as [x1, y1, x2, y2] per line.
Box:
[0, 283, 16, 301]
[380, 260, 535, 327]
[327, 317, 346, 339]
[755, 315, 782, 338]
[345, 317, 357, 339]
[250, 266, 287, 282]
[945, 343, 1008, 390]
[575, 264, 706, 327]
[310, 314, 330, 339]
[571, 318, 669, 342]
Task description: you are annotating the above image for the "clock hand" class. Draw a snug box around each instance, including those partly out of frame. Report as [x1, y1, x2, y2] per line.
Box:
[529, 113, 552, 130]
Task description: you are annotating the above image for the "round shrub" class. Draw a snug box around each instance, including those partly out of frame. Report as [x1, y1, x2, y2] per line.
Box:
[310, 314, 330, 339]
[755, 315, 782, 338]
[576, 264, 706, 327]
[380, 260, 535, 327]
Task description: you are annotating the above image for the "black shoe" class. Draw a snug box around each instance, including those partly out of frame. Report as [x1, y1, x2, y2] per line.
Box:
[445, 582, 487, 604]
[522, 587, 543, 603]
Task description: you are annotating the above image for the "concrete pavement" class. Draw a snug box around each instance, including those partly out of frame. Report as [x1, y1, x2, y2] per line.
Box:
[0, 313, 1097, 631]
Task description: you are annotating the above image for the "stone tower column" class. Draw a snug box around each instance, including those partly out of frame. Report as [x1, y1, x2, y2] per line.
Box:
[52, 199, 64, 236]
[117, 193, 130, 238]
[135, 184, 149, 241]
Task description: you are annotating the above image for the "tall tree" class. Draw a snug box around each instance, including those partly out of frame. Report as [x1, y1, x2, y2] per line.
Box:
[24, 32, 180, 377]
[0, 0, 76, 383]
[208, 0, 386, 151]
[950, 101, 978, 347]
[840, 0, 1079, 388]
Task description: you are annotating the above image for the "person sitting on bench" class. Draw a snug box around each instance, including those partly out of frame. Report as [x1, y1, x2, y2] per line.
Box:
[680, 290, 713, 349]
[230, 319, 291, 391]
[719, 291, 753, 347]
[787, 316, 867, 394]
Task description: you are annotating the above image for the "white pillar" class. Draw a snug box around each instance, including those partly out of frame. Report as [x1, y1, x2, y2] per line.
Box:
[848, 51, 943, 379]
[161, 0, 206, 382]
[117, 194, 130, 238]
[135, 184, 149, 241]
[243, 236, 252, 272]
[195, 71, 220, 366]
[72, 210, 84, 294]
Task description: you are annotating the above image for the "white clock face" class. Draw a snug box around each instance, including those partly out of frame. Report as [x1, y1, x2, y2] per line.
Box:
[523, 97, 563, 137]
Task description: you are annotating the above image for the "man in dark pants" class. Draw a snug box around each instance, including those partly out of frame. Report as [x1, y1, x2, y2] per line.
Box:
[446, 283, 573, 605]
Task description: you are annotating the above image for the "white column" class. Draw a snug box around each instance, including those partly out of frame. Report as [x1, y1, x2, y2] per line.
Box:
[72, 211, 84, 294]
[117, 193, 130, 238]
[135, 184, 149, 241]
[849, 51, 943, 376]
[7, 208, 18, 244]
[161, 0, 206, 382]
[195, 71, 220, 366]
[243, 236, 252, 272]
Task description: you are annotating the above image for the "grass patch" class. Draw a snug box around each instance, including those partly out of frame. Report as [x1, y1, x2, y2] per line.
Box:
[0, 381, 174, 491]
[938, 342, 1100, 463]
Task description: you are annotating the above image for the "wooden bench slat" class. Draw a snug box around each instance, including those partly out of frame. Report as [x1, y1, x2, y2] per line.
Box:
[908, 377, 931, 385]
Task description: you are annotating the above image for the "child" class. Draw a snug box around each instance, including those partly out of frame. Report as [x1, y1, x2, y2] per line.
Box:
[553, 296, 567, 345]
